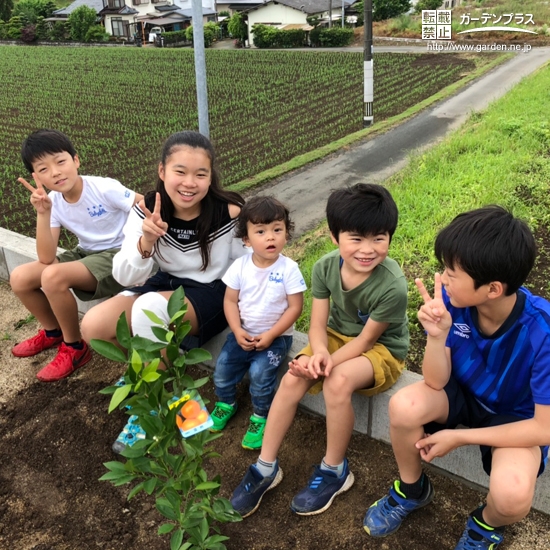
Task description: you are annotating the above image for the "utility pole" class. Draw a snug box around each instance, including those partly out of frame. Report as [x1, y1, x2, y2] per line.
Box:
[363, 0, 373, 127]
[328, 0, 332, 28]
[192, 0, 210, 137]
[341, 0, 345, 28]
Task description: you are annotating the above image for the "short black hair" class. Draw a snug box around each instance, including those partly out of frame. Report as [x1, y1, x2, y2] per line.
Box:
[21, 129, 77, 174]
[326, 183, 398, 241]
[236, 195, 294, 240]
[435, 205, 536, 295]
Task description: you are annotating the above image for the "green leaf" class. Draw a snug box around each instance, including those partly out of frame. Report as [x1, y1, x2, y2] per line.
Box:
[143, 309, 166, 326]
[127, 481, 145, 500]
[151, 326, 169, 342]
[199, 517, 209, 541]
[130, 349, 143, 373]
[143, 371, 161, 383]
[184, 348, 212, 365]
[99, 471, 127, 482]
[108, 384, 132, 413]
[90, 339, 127, 362]
[190, 375, 210, 389]
[98, 385, 117, 395]
[143, 477, 157, 495]
[115, 312, 131, 349]
[103, 461, 127, 472]
[176, 322, 192, 342]
[112, 474, 137, 486]
[167, 286, 186, 318]
[195, 481, 220, 491]
[169, 310, 185, 324]
[170, 528, 184, 550]
[158, 523, 175, 535]
[156, 501, 178, 521]
[166, 330, 174, 342]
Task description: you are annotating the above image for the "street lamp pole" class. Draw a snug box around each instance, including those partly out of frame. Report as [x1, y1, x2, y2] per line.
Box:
[192, 0, 210, 137]
[363, 0, 373, 127]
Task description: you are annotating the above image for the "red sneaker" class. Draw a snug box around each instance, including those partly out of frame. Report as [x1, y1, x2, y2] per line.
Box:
[36, 342, 92, 382]
[12, 329, 63, 358]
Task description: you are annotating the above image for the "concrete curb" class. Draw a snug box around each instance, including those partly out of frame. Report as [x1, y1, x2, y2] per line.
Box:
[1, 225, 548, 514]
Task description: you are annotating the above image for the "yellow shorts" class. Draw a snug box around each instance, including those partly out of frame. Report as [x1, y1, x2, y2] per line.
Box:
[297, 326, 405, 397]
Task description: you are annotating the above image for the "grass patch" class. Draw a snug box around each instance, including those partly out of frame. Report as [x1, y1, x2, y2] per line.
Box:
[285, 63, 550, 339]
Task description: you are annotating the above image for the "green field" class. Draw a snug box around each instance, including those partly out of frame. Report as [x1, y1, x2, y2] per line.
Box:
[0, 46, 489, 242]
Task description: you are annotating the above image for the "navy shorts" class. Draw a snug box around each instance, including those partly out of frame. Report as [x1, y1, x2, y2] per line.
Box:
[128, 270, 228, 346]
[424, 375, 547, 476]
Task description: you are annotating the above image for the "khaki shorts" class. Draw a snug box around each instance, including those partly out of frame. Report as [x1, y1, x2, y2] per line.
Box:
[297, 326, 405, 397]
[57, 247, 125, 301]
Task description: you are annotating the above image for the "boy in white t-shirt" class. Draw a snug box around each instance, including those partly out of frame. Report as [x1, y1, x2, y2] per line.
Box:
[211, 196, 306, 449]
[10, 129, 142, 382]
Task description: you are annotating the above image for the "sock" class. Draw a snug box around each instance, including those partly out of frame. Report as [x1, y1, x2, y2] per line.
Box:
[469, 505, 504, 541]
[256, 457, 276, 477]
[399, 473, 426, 500]
[252, 414, 266, 420]
[320, 458, 344, 477]
[388, 473, 428, 506]
[64, 340, 84, 350]
[45, 328, 62, 338]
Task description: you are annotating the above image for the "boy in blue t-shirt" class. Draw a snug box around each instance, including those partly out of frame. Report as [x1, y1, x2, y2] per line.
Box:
[364, 206, 550, 550]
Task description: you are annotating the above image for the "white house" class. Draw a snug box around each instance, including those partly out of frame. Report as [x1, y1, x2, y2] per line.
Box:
[242, 0, 355, 44]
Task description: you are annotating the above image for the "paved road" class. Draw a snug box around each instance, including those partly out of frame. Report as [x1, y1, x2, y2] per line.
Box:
[254, 47, 550, 237]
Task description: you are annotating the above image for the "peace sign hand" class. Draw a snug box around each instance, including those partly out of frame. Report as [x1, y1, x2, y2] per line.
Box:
[415, 273, 452, 339]
[18, 174, 52, 215]
[141, 192, 168, 246]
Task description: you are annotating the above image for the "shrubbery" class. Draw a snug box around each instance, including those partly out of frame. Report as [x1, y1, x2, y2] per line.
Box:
[252, 24, 305, 48]
[160, 29, 188, 45]
[85, 24, 109, 42]
[310, 26, 353, 47]
[68, 5, 97, 42]
[185, 22, 219, 47]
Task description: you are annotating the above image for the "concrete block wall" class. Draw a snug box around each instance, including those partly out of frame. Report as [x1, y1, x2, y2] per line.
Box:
[1, 226, 549, 513]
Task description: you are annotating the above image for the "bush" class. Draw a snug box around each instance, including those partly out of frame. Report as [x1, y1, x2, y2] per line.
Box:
[5, 15, 23, 39]
[34, 15, 48, 39]
[414, 0, 442, 12]
[373, 0, 411, 21]
[227, 12, 247, 45]
[252, 24, 305, 48]
[68, 5, 97, 41]
[0, 20, 6, 38]
[85, 24, 109, 42]
[20, 22, 36, 42]
[0, 0, 14, 23]
[13, 0, 55, 25]
[49, 20, 70, 41]
[161, 29, 188, 44]
[318, 27, 353, 47]
[185, 22, 219, 47]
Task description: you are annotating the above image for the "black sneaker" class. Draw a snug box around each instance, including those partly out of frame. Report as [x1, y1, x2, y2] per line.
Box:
[230, 462, 283, 518]
[290, 459, 355, 515]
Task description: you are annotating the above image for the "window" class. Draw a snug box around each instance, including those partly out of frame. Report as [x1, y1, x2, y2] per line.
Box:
[133, 0, 149, 5]
[106, 0, 125, 8]
[112, 17, 130, 36]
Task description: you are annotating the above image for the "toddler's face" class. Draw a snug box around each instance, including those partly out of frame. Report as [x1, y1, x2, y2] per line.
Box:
[244, 220, 287, 267]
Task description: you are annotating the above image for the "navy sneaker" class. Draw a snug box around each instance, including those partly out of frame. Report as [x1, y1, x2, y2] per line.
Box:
[363, 478, 434, 537]
[230, 462, 283, 518]
[290, 459, 355, 516]
[454, 516, 504, 549]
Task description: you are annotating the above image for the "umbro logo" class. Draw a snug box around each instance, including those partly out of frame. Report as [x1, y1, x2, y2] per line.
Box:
[453, 323, 471, 339]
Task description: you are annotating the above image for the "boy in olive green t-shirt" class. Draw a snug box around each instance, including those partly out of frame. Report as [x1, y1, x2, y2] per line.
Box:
[230, 184, 409, 518]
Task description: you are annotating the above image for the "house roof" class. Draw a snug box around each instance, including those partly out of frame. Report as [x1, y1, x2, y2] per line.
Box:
[243, 0, 354, 15]
[53, 0, 104, 16]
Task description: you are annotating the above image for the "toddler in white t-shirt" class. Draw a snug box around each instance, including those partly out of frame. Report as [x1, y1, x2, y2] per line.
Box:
[211, 196, 306, 449]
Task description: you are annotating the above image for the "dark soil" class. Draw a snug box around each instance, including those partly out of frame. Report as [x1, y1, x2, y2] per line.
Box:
[1, 231, 550, 550]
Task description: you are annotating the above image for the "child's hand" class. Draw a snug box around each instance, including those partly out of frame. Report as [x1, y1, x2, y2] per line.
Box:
[141, 193, 168, 245]
[415, 273, 452, 339]
[415, 430, 460, 462]
[234, 328, 256, 351]
[309, 351, 334, 377]
[18, 175, 52, 214]
[254, 332, 274, 351]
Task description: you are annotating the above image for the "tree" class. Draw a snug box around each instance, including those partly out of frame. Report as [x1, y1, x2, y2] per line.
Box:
[373, 0, 410, 21]
[0, 0, 14, 22]
[13, 0, 56, 25]
[68, 5, 97, 41]
[227, 12, 247, 45]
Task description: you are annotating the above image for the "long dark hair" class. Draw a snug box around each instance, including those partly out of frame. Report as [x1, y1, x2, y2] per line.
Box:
[144, 131, 244, 270]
